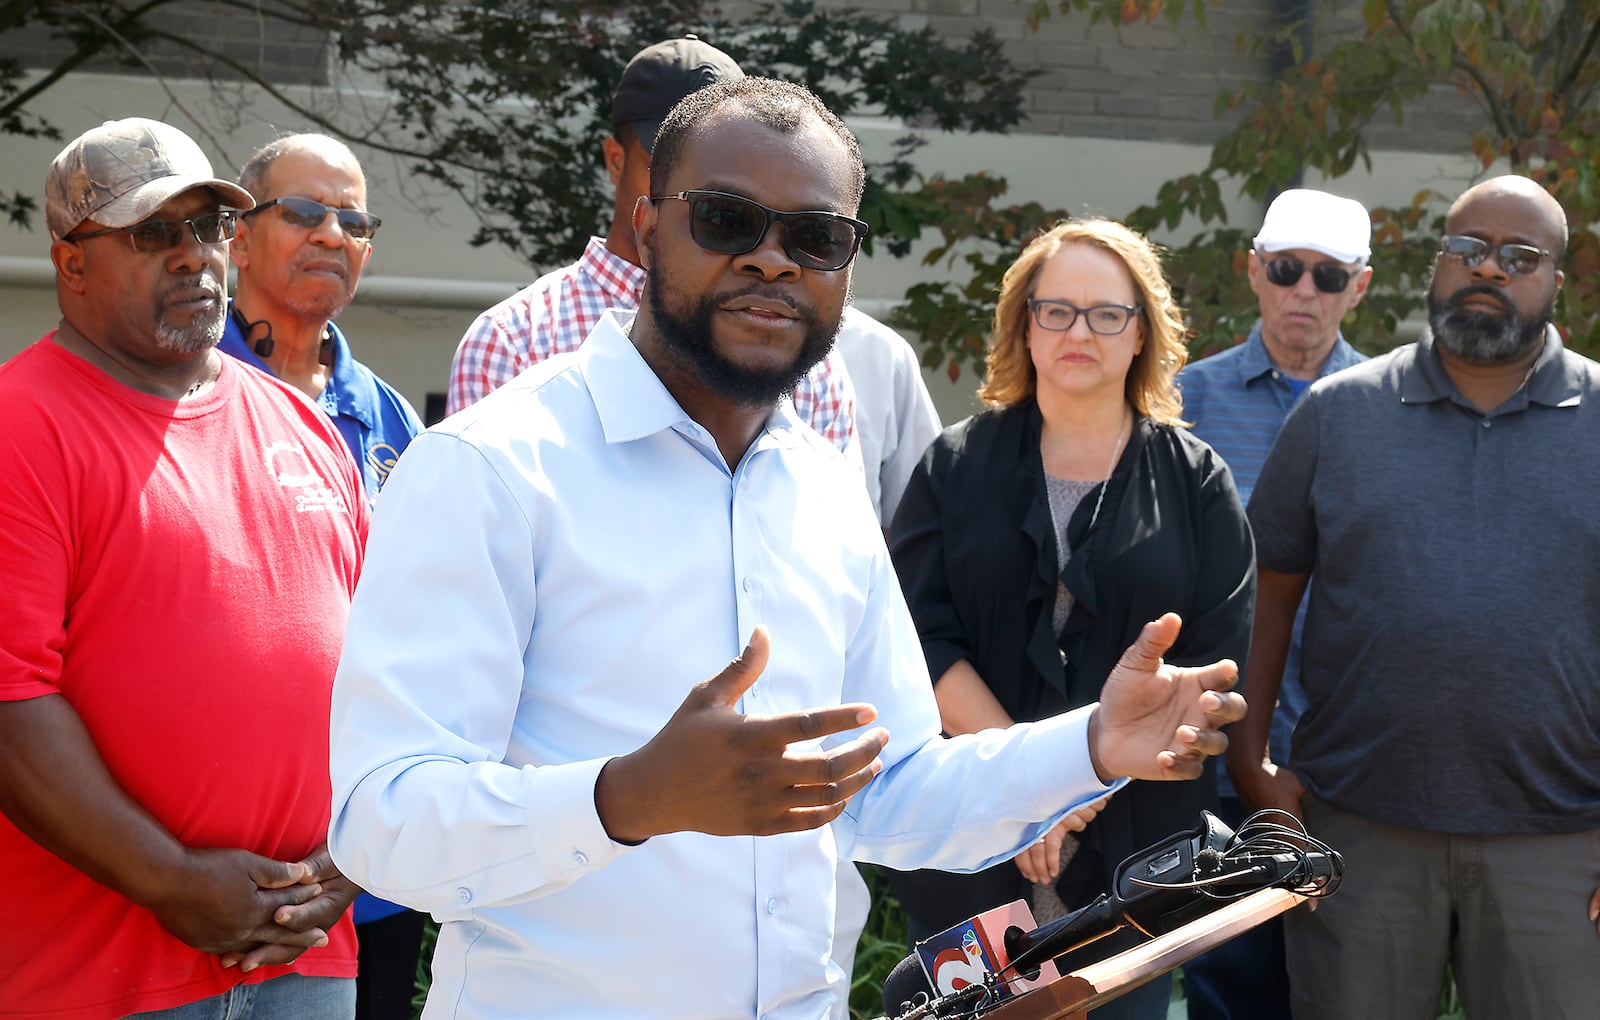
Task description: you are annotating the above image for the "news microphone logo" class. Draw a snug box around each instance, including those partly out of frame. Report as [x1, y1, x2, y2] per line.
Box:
[913, 900, 1060, 999]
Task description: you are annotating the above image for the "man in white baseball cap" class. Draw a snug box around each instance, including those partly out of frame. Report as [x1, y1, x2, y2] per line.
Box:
[1177, 187, 1373, 1020]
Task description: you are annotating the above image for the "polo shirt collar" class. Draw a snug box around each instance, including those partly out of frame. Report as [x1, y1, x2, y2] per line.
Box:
[1403, 324, 1579, 409]
[220, 301, 375, 429]
[319, 322, 377, 429]
[1239, 323, 1364, 385]
[1234, 325, 1278, 384]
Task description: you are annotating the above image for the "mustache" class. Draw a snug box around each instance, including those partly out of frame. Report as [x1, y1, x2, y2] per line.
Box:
[713, 283, 802, 316]
[158, 271, 225, 303]
[1442, 283, 1513, 313]
[295, 252, 351, 277]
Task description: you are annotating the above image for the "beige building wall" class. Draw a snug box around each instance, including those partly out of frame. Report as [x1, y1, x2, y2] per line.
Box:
[0, 4, 1485, 425]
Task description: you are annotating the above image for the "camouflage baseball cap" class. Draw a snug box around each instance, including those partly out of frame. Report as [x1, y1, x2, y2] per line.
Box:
[45, 117, 254, 239]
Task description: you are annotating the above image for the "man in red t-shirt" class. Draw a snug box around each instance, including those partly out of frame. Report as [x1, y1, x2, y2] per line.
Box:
[0, 118, 367, 1018]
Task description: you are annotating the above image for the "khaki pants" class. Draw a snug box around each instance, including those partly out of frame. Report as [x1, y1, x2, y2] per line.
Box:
[1286, 794, 1600, 1020]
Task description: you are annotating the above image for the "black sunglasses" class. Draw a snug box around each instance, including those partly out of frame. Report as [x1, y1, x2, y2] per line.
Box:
[65, 211, 238, 253]
[652, 190, 867, 272]
[1259, 254, 1354, 294]
[244, 196, 381, 240]
[1438, 235, 1553, 276]
[1027, 299, 1142, 335]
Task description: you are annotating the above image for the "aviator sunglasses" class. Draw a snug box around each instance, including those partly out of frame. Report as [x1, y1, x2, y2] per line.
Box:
[244, 196, 382, 240]
[1258, 254, 1354, 294]
[1438, 235, 1554, 276]
[64, 211, 238, 253]
[652, 190, 868, 272]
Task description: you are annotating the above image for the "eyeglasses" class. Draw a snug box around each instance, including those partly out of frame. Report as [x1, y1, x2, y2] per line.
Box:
[1259, 254, 1354, 294]
[244, 196, 381, 240]
[1027, 299, 1142, 335]
[1438, 235, 1553, 276]
[64, 211, 238, 252]
[651, 190, 867, 272]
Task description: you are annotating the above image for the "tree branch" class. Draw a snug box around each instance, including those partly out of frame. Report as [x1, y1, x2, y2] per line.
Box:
[136, 27, 492, 175]
[1383, 0, 1517, 143]
[1553, 8, 1600, 98]
[0, 0, 187, 121]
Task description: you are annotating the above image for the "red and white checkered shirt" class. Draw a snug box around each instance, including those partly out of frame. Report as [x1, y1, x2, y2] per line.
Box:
[448, 237, 858, 457]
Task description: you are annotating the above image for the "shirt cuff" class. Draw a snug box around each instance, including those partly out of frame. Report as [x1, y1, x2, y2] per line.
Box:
[1017, 705, 1129, 818]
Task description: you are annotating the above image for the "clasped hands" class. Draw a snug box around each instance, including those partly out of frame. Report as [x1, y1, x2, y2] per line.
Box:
[146, 842, 358, 973]
[595, 612, 1245, 843]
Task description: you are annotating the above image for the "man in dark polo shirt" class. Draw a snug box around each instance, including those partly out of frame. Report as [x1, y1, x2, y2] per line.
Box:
[1231, 174, 1600, 1018]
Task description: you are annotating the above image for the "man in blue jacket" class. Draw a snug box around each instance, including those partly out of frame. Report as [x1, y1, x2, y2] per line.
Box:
[220, 132, 425, 1019]
[221, 132, 423, 508]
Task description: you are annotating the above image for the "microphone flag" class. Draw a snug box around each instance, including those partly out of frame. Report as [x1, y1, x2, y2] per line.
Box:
[913, 899, 1061, 1000]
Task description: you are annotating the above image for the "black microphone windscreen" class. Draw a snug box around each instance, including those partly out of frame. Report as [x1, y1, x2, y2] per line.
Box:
[881, 951, 933, 1016]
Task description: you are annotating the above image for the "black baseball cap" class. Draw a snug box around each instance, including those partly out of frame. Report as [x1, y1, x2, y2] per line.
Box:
[610, 35, 744, 154]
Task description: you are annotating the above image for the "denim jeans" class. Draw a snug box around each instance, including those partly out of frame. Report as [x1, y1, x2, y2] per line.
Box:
[126, 973, 355, 1020]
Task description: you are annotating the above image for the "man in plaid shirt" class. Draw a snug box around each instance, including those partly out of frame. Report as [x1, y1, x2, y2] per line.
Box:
[447, 37, 858, 458]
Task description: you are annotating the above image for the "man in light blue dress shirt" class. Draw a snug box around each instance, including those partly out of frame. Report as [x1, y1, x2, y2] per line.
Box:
[328, 78, 1245, 1019]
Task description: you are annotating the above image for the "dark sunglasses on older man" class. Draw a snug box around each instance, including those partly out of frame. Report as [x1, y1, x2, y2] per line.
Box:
[652, 190, 868, 272]
[244, 196, 381, 240]
[1258, 254, 1354, 294]
[65, 211, 238, 253]
[1438, 235, 1554, 276]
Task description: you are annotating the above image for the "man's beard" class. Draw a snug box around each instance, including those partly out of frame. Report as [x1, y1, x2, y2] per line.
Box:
[154, 274, 226, 353]
[1428, 283, 1552, 363]
[646, 271, 842, 409]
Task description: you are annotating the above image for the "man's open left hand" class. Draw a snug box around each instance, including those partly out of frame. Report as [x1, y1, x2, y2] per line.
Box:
[1090, 613, 1246, 782]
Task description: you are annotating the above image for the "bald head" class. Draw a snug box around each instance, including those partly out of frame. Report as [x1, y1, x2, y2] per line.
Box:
[1447, 175, 1568, 259]
[239, 134, 364, 202]
[231, 132, 374, 328]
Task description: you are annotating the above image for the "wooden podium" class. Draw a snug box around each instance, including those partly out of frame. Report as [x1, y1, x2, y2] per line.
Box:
[980, 888, 1305, 1020]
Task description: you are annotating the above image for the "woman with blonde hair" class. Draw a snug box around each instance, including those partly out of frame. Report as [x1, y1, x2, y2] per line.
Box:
[887, 219, 1254, 1018]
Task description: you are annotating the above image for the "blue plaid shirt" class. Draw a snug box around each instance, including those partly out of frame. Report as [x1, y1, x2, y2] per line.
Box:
[1177, 324, 1366, 794]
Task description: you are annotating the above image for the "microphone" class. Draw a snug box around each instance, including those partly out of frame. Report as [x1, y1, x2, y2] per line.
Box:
[880, 810, 1343, 1019]
[880, 899, 1060, 1017]
[1002, 809, 1239, 977]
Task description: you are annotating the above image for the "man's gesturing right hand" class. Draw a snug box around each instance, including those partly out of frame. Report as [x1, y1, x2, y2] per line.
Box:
[594, 626, 888, 844]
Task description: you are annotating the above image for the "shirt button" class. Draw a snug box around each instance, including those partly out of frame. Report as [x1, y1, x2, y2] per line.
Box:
[456, 887, 472, 904]
[766, 897, 778, 915]
[1481, 419, 1491, 429]
[742, 577, 756, 593]
[572, 851, 589, 866]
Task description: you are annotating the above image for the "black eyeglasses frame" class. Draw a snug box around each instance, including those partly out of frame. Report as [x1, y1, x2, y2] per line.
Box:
[1026, 299, 1143, 336]
[64, 211, 239, 252]
[651, 190, 868, 272]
